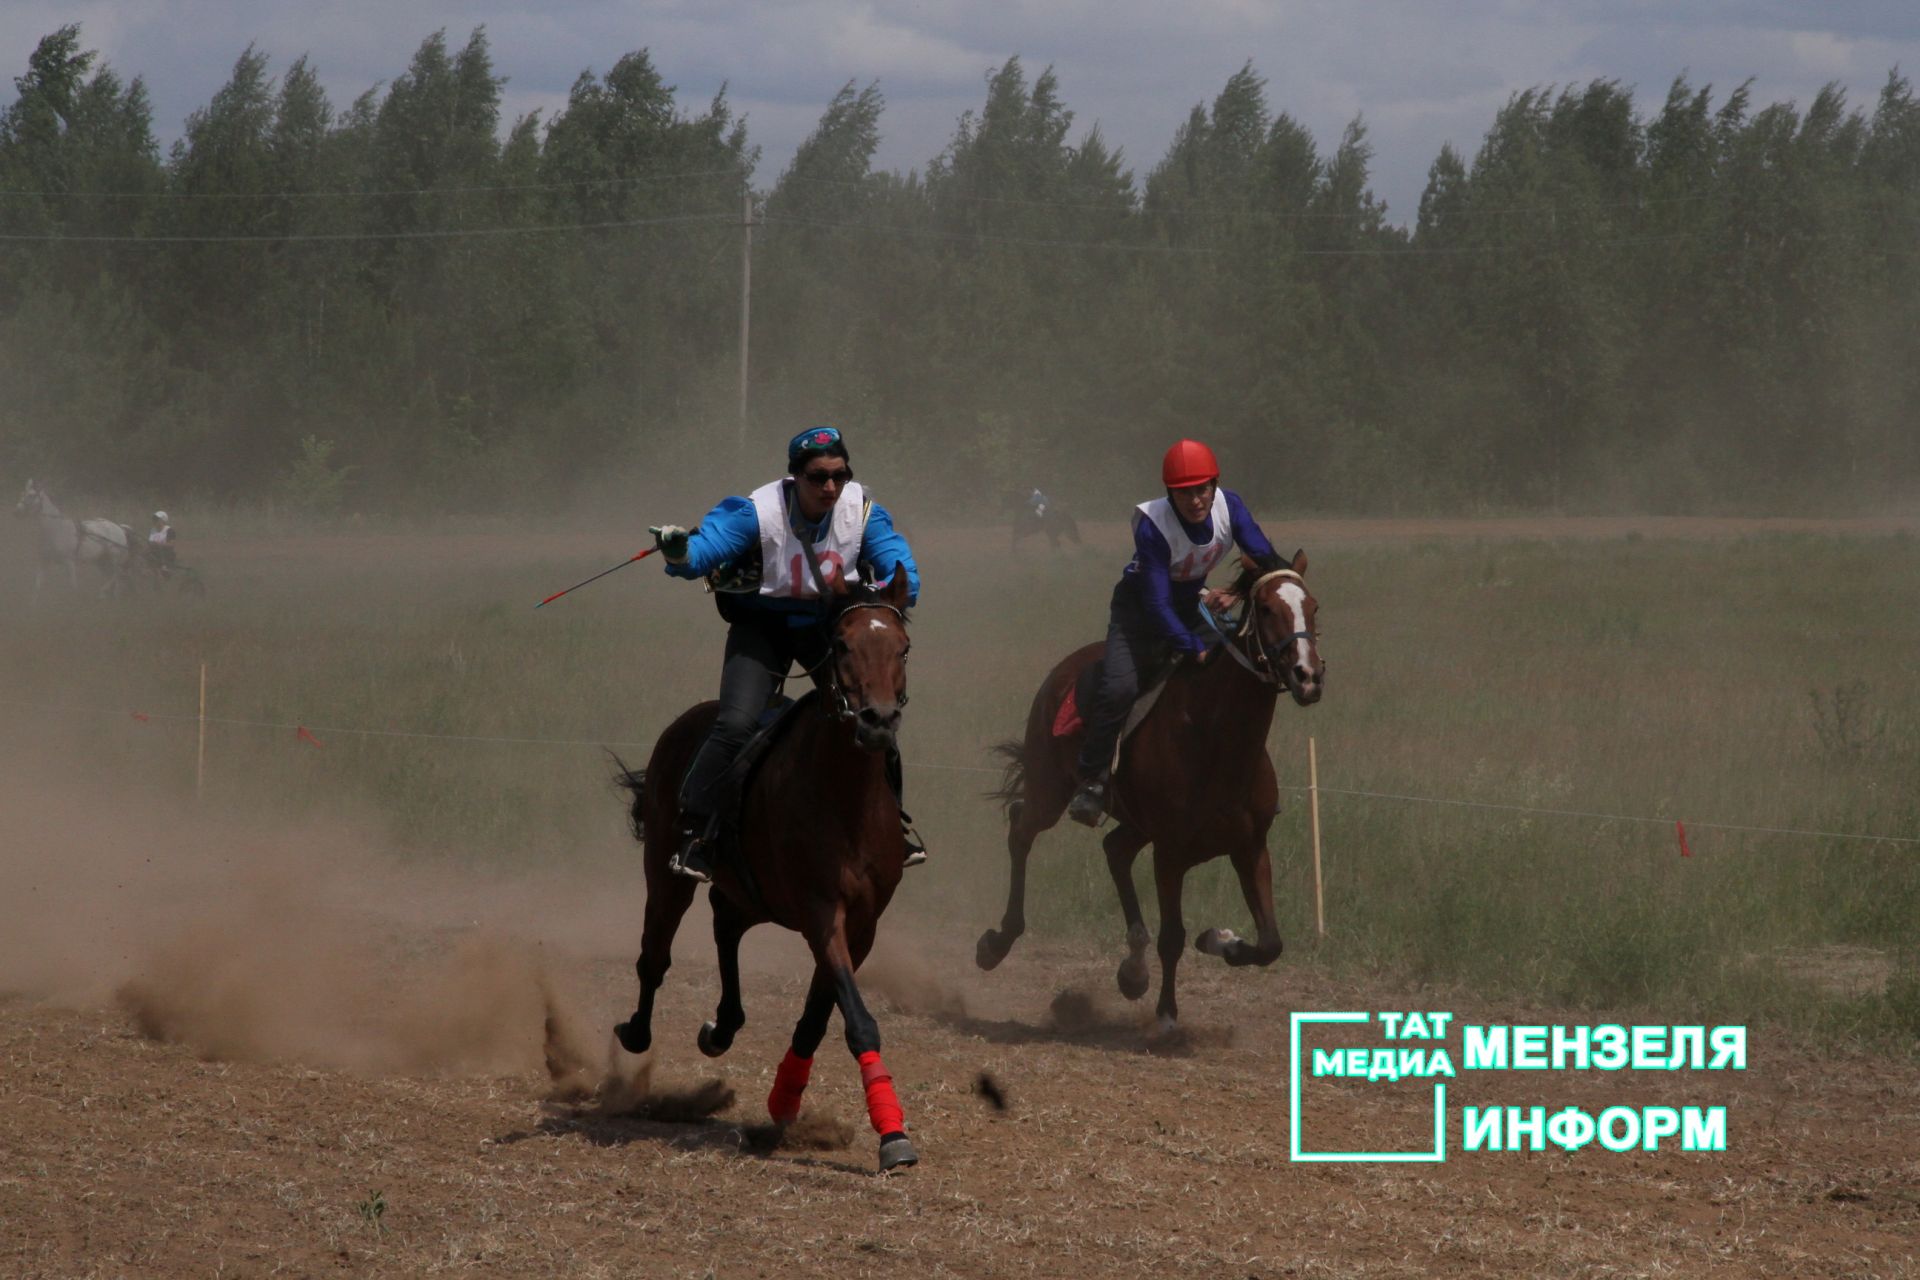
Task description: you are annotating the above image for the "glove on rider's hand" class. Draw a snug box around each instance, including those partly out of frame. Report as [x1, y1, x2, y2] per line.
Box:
[649, 524, 691, 564]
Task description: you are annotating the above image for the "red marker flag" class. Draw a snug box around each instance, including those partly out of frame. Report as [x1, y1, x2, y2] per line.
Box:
[296, 725, 324, 748]
[131, 711, 150, 723]
[1676, 820, 1692, 858]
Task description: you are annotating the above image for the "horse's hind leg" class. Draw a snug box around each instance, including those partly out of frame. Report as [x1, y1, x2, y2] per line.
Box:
[977, 742, 1069, 971]
[813, 922, 917, 1172]
[614, 874, 697, 1056]
[697, 897, 751, 1058]
[1104, 824, 1153, 1000]
[976, 814, 1035, 970]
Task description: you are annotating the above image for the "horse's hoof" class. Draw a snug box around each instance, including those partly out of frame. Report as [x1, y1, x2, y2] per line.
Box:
[1195, 927, 1242, 959]
[1116, 956, 1150, 1002]
[613, 1019, 651, 1056]
[877, 1132, 920, 1172]
[975, 930, 1009, 971]
[1154, 1014, 1178, 1037]
[696, 1020, 731, 1059]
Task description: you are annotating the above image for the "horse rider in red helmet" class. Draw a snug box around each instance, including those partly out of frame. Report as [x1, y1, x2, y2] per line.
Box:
[1067, 439, 1284, 825]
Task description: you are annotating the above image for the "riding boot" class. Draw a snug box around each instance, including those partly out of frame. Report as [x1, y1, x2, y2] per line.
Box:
[667, 812, 716, 883]
[1067, 772, 1109, 828]
[886, 745, 927, 866]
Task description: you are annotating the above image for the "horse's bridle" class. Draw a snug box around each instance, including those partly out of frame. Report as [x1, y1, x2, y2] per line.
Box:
[823, 600, 910, 723]
[1202, 569, 1314, 686]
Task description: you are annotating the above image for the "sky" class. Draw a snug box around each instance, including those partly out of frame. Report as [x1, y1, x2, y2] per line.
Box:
[6, 1, 1919, 223]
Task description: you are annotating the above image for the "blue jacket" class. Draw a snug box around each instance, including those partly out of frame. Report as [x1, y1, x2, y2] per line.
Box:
[1119, 488, 1275, 653]
[667, 482, 921, 626]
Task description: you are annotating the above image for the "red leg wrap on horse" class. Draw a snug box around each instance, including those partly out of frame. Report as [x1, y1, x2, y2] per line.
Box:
[767, 1049, 813, 1124]
[856, 1050, 905, 1135]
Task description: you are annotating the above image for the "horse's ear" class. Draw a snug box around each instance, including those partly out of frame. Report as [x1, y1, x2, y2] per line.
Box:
[881, 567, 910, 609]
[1291, 547, 1308, 576]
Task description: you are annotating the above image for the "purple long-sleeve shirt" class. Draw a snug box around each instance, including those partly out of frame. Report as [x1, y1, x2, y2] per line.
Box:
[1120, 488, 1275, 653]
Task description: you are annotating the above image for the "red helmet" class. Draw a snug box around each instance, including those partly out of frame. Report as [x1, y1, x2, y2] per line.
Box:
[1161, 439, 1220, 489]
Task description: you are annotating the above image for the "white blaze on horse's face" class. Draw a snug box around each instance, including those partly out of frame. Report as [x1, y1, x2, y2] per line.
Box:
[1255, 573, 1323, 706]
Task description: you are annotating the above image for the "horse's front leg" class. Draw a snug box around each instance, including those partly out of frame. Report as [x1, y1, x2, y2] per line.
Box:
[814, 919, 918, 1172]
[1197, 839, 1285, 968]
[1151, 851, 1189, 1033]
[614, 872, 697, 1056]
[1103, 824, 1153, 1000]
[697, 896, 751, 1057]
[765, 967, 836, 1125]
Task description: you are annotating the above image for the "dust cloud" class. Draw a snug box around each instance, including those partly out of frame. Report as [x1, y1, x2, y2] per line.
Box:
[0, 747, 635, 1077]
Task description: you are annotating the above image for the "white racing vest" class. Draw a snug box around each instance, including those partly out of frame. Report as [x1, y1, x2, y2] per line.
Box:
[1136, 488, 1231, 581]
[749, 478, 870, 599]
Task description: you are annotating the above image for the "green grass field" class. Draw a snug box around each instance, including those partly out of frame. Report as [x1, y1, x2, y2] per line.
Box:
[4, 523, 1916, 1045]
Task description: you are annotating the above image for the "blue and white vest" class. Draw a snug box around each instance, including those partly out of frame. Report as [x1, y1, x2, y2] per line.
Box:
[746, 478, 871, 599]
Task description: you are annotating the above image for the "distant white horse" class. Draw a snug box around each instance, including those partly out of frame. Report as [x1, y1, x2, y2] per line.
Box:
[13, 479, 134, 601]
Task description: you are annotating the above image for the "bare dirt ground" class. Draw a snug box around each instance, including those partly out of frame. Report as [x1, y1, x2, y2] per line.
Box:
[4, 906, 1917, 1279]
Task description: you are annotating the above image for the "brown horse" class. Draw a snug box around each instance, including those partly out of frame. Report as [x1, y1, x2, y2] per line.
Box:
[976, 551, 1324, 1031]
[613, 570, 920, 1171]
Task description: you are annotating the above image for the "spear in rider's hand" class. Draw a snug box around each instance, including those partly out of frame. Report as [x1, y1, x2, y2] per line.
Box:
[533, 526, 693, 609]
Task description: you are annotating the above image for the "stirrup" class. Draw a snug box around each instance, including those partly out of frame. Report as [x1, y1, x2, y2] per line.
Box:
[1066, 782, 1108, 828]
[901, 812, 927, 867]
[668, 825, 714, 883]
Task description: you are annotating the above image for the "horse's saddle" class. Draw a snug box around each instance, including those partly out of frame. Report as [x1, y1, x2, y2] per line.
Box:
[1052, 657, 1173, 772]
[705, 689, 818, 876]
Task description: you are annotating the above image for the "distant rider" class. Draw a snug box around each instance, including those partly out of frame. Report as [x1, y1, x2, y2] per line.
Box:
[1067, 440, 1279, 825]
[650, 426, 925, 882]
[146, 511, 177, 578]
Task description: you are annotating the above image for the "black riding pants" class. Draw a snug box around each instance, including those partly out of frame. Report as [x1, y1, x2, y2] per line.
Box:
[679, 613, 831, 820]
[1075, 587, 1176, 783]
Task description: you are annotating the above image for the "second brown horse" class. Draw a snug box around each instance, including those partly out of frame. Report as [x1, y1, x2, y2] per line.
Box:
[977, 552, 1324, 1031]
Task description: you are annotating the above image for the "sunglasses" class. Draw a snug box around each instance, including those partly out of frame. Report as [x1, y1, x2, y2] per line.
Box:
[801, 467, 853, 488]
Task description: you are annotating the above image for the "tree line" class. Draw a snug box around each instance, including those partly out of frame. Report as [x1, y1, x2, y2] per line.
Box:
[3, 25, 1916, 515]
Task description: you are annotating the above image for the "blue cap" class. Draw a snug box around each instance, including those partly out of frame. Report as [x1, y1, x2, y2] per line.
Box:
[787, 426, 842, 462]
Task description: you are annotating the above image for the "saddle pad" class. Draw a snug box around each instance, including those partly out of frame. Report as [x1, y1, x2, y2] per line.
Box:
[1052, 686, 1085, 738]
[1050, 661, 1170, 774]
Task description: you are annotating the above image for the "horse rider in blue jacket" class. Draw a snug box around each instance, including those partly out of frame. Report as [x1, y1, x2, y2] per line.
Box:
[1068, 438, 1280, 826]
[650, 427, 924, 882]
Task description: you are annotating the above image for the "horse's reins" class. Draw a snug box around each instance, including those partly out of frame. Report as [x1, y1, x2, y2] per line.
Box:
[791, 501, 908, 723]
[1200, 568, 1312, 685]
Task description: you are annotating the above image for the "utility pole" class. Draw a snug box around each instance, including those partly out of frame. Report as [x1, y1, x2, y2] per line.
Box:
[738, 189, 754, 450]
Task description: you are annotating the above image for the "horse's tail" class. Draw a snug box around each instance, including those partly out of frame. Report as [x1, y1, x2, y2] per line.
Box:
[607, 750, 646, 842]
[986, 739, 1026, 818]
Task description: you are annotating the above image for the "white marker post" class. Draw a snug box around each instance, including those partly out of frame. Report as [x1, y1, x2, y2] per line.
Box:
[1309, 736, 1325, 938]
[197, 662, 207, 803]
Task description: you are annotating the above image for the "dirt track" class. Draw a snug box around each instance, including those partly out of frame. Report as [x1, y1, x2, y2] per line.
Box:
[5, 917, 1917, 1279]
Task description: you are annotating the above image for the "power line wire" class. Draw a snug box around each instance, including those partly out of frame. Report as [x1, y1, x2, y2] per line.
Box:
[0, 166, 745, 201]
[761, 211, 1703, 258]
[0, 209, 737, 244]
